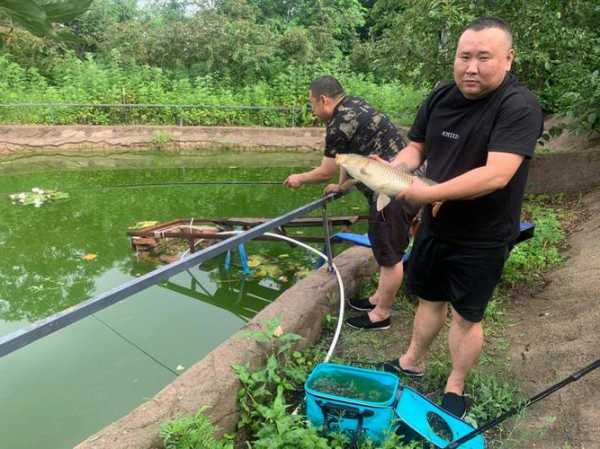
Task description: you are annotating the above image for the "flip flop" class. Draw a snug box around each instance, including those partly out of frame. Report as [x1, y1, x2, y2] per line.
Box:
[379, 359, 424, 378]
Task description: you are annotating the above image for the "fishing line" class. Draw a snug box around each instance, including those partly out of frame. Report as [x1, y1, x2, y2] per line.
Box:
[92, 314, 180, 377]
[0, 181, 284, 195]
[97, 181, 283, 189]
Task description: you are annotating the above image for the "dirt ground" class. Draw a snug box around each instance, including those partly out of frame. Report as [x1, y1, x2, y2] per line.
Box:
[506, 188, 600, 449]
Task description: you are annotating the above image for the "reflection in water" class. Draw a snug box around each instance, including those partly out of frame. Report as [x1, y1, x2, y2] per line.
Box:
[165, 271, 267, 322]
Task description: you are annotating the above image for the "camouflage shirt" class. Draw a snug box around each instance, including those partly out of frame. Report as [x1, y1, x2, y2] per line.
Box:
[324, 96, 406, 199]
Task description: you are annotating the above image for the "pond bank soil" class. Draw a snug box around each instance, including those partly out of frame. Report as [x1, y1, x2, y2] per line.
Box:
[506, 188, 600, 449]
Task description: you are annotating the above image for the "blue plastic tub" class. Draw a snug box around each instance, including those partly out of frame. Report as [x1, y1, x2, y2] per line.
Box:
[395, 386, 485, 449]
[305, 363, 400, 443]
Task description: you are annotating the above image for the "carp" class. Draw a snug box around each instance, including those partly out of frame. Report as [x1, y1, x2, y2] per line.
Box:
[335, 153, 442, 216]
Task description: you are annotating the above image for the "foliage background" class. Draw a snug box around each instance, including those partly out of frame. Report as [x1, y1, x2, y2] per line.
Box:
[0, 0, 598, 131]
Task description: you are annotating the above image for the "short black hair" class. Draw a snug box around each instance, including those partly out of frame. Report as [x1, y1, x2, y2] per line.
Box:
[463, 16, 513, 47]
[309, 76, 345, 99]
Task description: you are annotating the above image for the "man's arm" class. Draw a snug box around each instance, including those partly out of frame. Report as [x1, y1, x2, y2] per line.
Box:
[323, 166, 357, 194]
[283, 156, 337, 188]
[401, 151, 525, 204]
[390, 141, 426, 171]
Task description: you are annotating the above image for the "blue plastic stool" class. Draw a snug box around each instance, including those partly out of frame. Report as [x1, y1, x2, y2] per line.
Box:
[326, 232, 411, 264]
[330, 232, 372, 247]
[329, 221, 535, 249]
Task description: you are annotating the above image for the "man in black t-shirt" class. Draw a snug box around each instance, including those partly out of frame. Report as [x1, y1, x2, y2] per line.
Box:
[284, 76, 420, 331]
[377, 17, 543, 418]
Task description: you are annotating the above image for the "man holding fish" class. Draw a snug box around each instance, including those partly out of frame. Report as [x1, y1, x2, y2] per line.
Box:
[357, 17, 543, 418]
[284, 75, 422, 331]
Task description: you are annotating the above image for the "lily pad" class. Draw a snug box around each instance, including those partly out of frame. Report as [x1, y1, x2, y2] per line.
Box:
[255, 264, 282, 278]
[247, 254, 267, 268]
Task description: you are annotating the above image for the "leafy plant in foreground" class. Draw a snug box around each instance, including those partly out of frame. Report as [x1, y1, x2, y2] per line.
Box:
[233, 317, 316, 436]
[160, 406, 233, 449]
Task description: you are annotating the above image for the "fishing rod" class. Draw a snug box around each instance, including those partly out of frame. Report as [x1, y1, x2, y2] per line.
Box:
[444, 357, 600, 449]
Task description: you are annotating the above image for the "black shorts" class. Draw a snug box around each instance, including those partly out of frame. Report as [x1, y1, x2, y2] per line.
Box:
[405, 231, 510, 322]
[368, 198, 415, 267]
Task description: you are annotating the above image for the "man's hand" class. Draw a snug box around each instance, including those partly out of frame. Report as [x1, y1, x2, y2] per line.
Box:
[324, 179, 358, 195]
[397, 177, 435, 204]
[369, 154, 410, 171]
[283, 157, 337, 189]
[323, 183, 342, 194]
[283, 174, 304, 189]
[368, 154, 390, 165]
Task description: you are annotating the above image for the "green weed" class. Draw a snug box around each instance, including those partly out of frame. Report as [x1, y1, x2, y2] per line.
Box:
[151, 130, 173, 149]
[502, 205, 565, 287]
[160, 407, 234, 449]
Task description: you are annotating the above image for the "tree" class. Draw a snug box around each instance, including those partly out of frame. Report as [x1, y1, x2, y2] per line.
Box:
[0, 0, 93, 39]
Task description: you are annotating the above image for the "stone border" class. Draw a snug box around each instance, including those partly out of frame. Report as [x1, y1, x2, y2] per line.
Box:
[75, 246, 377, 449]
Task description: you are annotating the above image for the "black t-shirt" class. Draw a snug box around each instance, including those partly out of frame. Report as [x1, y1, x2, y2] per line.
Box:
[408, 73, 543, 246]
[324, 96, 405, 199]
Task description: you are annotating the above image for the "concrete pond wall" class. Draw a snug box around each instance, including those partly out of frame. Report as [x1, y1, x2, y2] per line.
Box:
[1, 125, 599, 194]
[0, 125, 324, 154]
[75, 246, 377, 449]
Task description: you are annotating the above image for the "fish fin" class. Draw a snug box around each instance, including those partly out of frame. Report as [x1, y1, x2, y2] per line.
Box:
[376, 194, 392, 212]
[431, 201, 444, 217]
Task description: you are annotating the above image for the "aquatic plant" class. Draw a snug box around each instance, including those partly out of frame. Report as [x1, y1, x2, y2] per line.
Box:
[9, 188, 69, 207]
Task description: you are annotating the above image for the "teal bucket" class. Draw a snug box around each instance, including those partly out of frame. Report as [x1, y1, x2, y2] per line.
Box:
[305, 363, 485, 448]
[305, 363, 400, 444]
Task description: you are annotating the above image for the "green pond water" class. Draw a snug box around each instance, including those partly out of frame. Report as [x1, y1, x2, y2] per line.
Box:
[0, 150, 367, 449]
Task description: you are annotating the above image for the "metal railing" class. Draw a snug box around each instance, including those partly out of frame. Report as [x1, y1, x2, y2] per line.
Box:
[0, 192, 342, 358]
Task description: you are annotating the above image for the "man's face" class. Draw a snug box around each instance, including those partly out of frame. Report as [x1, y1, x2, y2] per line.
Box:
[308, 92, 330, 121]
[454, 27, 514, 99]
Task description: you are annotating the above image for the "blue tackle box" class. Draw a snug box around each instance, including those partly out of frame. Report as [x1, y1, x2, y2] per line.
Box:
[305, 363, 485, 448]
[395, 385, 485, 449]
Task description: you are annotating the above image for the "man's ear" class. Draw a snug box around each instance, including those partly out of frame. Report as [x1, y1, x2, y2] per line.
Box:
[506, 48, 515, 71]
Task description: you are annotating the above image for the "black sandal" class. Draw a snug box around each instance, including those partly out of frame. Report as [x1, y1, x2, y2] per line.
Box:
[441, 392, 468, 418]
[379, 359, 424, 378]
